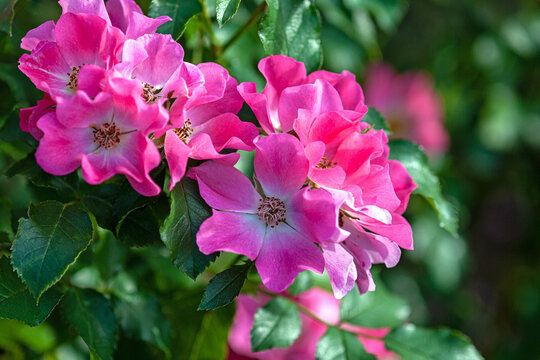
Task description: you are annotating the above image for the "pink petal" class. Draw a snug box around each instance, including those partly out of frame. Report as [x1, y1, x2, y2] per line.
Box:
[322, 243, 357, 299]
[77, 64, 106, 98]
[254, 133, 308, 200]
[389, 160, 417, 215]
[105, 0, 171, 39]
[307, 70, 367, 113]
[59, 0, 111, 23]
[256, 225, 324, 292]
[361, 214, 414, 250]
[19, 94, 55, 140]
[305, 141, 347, 189]
[259, 55, 307, 126]
[187, 161, 260, 213]
[286, 187, 338, 244]
[187, 132, 240, 164]
[197, 211, 265, 260]
[164, 130, 191, 191]
[193, 113, 258, 152]
[21, 20, 56, 51]
[237, 82, 274, 134]
[277, 79, 343, 132]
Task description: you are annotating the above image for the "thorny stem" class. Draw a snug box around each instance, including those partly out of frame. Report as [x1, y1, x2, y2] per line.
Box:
[222, 1, 268, 54]
[257, 288, 385, 341]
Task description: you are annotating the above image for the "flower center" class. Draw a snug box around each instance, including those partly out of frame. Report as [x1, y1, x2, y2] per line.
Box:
[142, 82, 161, 104]
[315, 156, 336, 169]
[66, 65, 82, 90]
[257, 197, 286, 227]
[173, 119, 194, 144]
[93, 122, 121, 149]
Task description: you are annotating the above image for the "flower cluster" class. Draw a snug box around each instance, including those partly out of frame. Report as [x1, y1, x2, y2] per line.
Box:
[228, 288, 395, 359]
[19, 4, 416, 298]
[190, 56, 417, 297]
[19, 0, 258, 196]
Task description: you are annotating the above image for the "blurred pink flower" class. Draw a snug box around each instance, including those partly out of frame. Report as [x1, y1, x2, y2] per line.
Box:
[364, 63, 449, 155]
[35, 77, 167, 196]
[19, 94, 55, 140]
[228, 288, 396, 359]
[188, 134, 339, 292]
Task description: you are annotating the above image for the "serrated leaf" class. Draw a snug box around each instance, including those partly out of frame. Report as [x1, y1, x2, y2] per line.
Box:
[113, 293, 172, 357]
[259, 0, 322, 73]
[363, 107, 391, 135]
[216, 0, 241, 26]
[384, 324, 484, 360]
[316, 327, 375, 360]
[62, 288, 118, 360]
[389, 140, 458, 235]
[340, 284, 410, 328]
[116, 206, 162, 247]
[0, 257, 63, 326]
[250, 297, 301, 352]
[198, 262, 251, 310]
[149, 0, 202, 39]
[11, 201, 94, 300]
[161, 177, 217, 279]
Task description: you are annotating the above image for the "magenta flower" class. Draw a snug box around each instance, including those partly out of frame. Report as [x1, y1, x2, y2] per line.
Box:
[19, 94, 55, 141]
[228, 288, 395, 359]
[364, 63, 449, 155]
[19, 13, 123, 98]
[189, 134, 339, 292]
[163, 62, 257, 190]
[35, 77, 167, 196]
[238, 55, 368, 134]
[58, 0, 171, 39]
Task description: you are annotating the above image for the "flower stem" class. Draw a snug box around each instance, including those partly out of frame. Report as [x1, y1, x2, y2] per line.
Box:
[200, 0, 223, 57]
[222, 1, 267, 54]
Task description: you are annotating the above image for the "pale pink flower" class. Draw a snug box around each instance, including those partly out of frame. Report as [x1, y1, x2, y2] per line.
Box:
[228, 288, 395, 359]
[188, 134, 339, 292]
[238, 55, 368, 134]
[19, 13, 123, 98]
[35, 77, 167, 196]
[365, 63, 449, 155]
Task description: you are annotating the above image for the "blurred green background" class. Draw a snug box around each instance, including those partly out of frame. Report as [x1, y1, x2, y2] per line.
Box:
[1, 0, 539, 358]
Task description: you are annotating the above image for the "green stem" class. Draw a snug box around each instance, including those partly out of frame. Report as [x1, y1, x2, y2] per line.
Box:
[257, 288, 385, 341]
[200, 0, 222, 57]
[222, 1, 267, 53]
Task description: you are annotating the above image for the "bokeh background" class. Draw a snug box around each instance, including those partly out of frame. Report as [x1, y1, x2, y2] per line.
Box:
[1, 0, 539, 358]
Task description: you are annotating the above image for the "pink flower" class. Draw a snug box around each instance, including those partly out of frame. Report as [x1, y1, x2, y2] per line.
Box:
[19, 94, 55, 140]
[58, 0, 170, 39]
[238, 55, 368, 134]
[188, 134, 338, 292]
[364, 63, 449, 155]
[19, 13, 123, 98]
[163, 62, 256, 190]
[35, 77, 167, 196]
[228, 288, 396, 359]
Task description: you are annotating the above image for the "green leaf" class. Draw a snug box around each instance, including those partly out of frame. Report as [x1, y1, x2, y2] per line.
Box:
[198, 262, 251, 310]
[363, 107, 391, 135]
[62, 288, 118, 360]
[287, 270, 313, 295]
[340, 284, 410, 328]
[250, 297, 301, 352]
[116, 206, 162, 247]
[259, 0, 323, 73]
[113, 293, 172, 357]
[149, 0, 202, 39]
[384, 324, 484, 360]
[316, 327, 375, 360]
[161, 177, 217, 279]
[0, 257, 63, 326]
[11, 201, 94, 300]
[389, 140, 458, 235]
[189, 303, 236, 360]
[216, 0, 241, 26]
